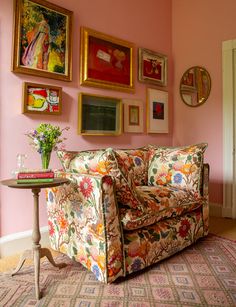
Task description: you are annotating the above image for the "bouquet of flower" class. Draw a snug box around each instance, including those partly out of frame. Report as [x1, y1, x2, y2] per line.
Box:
[26, 123, 69, 168]
[26, 123, 69, 153]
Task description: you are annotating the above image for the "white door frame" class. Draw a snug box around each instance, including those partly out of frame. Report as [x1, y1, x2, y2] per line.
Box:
[222, 39, 236, 218]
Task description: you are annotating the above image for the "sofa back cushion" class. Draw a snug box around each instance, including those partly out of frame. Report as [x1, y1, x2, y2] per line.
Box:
[148, 143, 207, 192]
[57, 148, 142, 209]
[114, 148, 148, 186]
[57, 148, 111, 175]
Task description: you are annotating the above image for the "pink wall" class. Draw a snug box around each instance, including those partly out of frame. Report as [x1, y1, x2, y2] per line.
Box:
[172, 0, 236, 205]
[0, 0, 172, 236]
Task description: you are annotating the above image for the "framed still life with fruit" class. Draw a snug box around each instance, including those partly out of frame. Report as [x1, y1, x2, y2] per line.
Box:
[12, 0, 73, 81]
[22, 82, 62, 115]
[80, 27, 134, 92]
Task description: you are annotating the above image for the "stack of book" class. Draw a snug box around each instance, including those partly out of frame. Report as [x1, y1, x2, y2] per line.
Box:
[17, 169, 54, 184]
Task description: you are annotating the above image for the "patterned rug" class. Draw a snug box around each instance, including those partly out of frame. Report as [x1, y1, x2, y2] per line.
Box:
[0, 235, 235, 307]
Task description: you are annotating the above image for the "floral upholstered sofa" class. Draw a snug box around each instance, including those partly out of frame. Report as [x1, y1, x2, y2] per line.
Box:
[46, 143, 209, 283]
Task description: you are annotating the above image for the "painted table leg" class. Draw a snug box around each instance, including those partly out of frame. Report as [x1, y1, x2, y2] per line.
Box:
[11, 249, 32, 276]
[40, 248, 67, 269]
[32, 188, 41, 300]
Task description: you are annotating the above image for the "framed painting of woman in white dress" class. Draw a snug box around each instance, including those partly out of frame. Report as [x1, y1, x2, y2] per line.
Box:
[12, 0, 73, 81]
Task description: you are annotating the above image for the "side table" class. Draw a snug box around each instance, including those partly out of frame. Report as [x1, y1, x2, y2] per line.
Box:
[1, 178, 69, 300]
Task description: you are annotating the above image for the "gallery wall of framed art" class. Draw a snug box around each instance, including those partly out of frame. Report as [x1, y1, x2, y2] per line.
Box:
[10, 0, 170, 136]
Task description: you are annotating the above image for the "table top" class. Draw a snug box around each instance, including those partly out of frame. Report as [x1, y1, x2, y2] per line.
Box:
[1, 178, 69, 189]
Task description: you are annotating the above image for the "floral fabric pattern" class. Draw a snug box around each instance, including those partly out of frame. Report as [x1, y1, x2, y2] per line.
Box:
[46, 147, 209, 283]
[120, 185, 205, 230]
[114, 148, 148, 186]
[148, 143, 208, 192]
[46, 172, 124, 283]
[124, 208, 205, 275]
[57, 148, 142, 209]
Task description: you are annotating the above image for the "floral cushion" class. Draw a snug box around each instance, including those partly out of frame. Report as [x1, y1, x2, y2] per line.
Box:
[57, 149, 109, 174]
[148, 143, 207, 192]
[124, 208, 205, 275]
[114, 148, 148, 186]
[57, 148, 141, 209]
[120, 185, 204, 230]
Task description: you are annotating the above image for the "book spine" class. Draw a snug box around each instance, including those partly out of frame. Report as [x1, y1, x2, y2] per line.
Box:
[17, 178, 54, 183]
[18, 172, 54, 179]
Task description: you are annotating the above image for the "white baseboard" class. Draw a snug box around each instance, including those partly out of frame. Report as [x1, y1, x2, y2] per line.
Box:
[0, 226, 50, 258]
[209, 202, 222, 217]
[222, 207, 234, 218]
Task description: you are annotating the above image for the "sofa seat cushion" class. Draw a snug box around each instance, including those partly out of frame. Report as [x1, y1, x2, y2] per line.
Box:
[148, 143, 207, 193]
[120, 185, 204, 230]
[57, 148, 142, 210]
[114, 148, 148, 186]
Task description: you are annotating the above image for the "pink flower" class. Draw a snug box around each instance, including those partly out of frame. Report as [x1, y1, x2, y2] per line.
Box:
[179, 219, 190, 238]
[79, 177, 93, 198]
[48, 220, 55, 236]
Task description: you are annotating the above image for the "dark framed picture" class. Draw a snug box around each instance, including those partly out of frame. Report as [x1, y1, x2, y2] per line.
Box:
[78, 93, 122, 135]
[22, 82, 62, 115]
[12, 0, 73, 81]
[147, 88, 168, 133]
[80, 27, 134, 92]
[139, 48, 167, 86]
[123, 99, 144, 133]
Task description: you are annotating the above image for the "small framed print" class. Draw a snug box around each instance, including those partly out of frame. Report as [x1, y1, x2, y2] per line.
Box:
[23, 82, 62, 115]
[123, 99, 144, 133]
[138, 48, 167, 86]
[80, 27, 134, 92]
[146, 88, 168, 133]
[78, 93, 122, 135]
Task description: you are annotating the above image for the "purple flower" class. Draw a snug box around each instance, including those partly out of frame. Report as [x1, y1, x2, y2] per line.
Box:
[131, 258, 142, 272]
[173, 173, 183, 184]
[92, 264, 100, 280]
[134, 157, 142, 166]
[48, 191, 54, 202]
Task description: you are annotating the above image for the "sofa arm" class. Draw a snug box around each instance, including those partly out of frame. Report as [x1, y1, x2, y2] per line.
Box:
[201, 163, 210, 198]
[46, 171, 124, 283]
[201, 163, 210, 235]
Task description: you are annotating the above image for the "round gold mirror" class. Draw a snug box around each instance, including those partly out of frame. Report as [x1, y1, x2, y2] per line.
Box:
[180, 66, 211, 107]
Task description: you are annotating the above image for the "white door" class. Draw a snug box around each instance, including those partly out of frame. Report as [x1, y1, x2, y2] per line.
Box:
[222, 39, 236, 218]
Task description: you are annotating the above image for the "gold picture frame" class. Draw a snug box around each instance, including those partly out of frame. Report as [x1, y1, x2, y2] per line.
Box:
[123, 99, 144, 133]
[12, 0, 73, 81]
[80, 27, 134, 92]
[139, 48, 167, 86]
[147, 88, 168, 133]
[78, 93, 122, 136]
[22, 82, 62, 115]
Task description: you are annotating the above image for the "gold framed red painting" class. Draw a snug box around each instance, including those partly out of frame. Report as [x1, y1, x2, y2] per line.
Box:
[80, 27, 134, 92]
[23, 82, 62, 115]
[139, 48, 167, 86]
[12, 0, 73, 81]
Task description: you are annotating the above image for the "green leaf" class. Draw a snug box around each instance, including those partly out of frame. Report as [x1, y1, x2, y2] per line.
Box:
[152, 168, 157, 174]
[73, 247, 77, 255]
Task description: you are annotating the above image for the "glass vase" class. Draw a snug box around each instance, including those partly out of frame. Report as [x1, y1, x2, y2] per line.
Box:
[41, 151, 51, 169]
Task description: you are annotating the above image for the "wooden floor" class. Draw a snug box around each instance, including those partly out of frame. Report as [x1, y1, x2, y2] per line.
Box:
[0, 216, 235, 273]
[209, 216, 236, 240]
